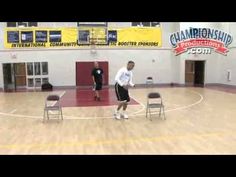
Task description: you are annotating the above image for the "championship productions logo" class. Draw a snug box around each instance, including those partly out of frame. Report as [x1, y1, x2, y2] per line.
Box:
[170, 28, 233, 55]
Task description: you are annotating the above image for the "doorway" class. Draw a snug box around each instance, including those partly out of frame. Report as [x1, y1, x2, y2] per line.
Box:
[185, 60, 205, 87]
[2, 63, 27, 91]
[3, 64, 15, 91]
[14, 63, 27, 89]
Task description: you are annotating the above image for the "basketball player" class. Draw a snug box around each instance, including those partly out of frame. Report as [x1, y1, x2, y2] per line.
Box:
[114, 61, 135, 119]
[91, 62, 104, 101]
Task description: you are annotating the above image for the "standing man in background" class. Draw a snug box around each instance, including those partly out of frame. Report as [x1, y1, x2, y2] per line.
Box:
[114, 61, 135, 119]
[91, 62, 104, 101]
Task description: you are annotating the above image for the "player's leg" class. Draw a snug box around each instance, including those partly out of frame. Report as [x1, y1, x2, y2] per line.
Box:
[123, 102, 127, 111]
[97, 82, 102, 101]
[115, 101, 127, 119]
[114, 83, 126, 119]
[95, 90, 99, 100]
[117, 102, 123, 111]
[93, 91, 97, 100]
[95, 82, 102, 101]
[120, 90, 130, 119]
[93, 83, 97, 100]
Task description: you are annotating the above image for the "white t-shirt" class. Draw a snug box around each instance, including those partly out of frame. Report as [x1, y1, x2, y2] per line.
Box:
[115, 67, 135, 87]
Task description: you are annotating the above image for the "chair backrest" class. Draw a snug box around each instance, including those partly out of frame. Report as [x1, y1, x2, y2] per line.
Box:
[47, 94, 60, 101]
[147, 77, 153, 80]
[146, 77, 154, 86]
[148, 92, 161, 99]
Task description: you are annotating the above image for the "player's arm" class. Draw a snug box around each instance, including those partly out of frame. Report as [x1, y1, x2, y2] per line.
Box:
[101, 69, 104, 84]
[92, 76, 96, 84]
[129, 72, 135, 87]
[91, 70, 96, 84]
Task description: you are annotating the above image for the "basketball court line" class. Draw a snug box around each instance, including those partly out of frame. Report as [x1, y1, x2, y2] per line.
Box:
[0, 90, 204, 120]
[205, 87, 236, 95]
[134, 90, 204, 116]
[9, 109, 17, 114]
[0, 130, 231, 151]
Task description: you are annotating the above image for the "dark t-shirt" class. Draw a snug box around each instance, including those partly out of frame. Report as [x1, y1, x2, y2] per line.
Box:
[91, 68, 104, 83]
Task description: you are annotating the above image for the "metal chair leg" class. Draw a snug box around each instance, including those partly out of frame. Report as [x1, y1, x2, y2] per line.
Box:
[61, 108, 63, 120]
[57, 110, 60, 123]
[47, 110, 49, 120]
[146, 106, 148, 118]
[43, 110, 46, 123]
[159, 107, 161, 117]
[163, 106, 166, 120]
[149, 108, 152, 121]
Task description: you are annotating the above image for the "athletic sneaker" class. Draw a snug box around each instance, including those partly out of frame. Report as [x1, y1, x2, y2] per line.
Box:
[121, 113, 129, 119]
[94, 96, 97, 101]
[97, 97, 101, 101]
[114, 111, 121, 120]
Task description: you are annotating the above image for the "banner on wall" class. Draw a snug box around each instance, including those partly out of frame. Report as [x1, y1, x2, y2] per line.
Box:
[5, 27, 78, 48]
[170, 28, 233, 56]
[4, 27, 162, 48]
[108, 27, 162, 47]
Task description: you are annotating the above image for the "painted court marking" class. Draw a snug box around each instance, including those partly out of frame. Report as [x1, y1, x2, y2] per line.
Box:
[0, 90, 204, 120]
[0, 130, 231, 150]
[9, 109, 17, 114]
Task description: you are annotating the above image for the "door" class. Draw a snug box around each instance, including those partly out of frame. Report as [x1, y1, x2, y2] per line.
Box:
[3, 63, 15, 91]
[185, 60, 195, 86]
[14, 63, 26, 88]
[76, 61, 109, 86]
[194, 61, 205, 87]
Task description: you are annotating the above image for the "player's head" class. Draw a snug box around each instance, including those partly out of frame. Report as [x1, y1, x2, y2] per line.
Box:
[127, 61, 135, 71]
[94, 62, 99, 68]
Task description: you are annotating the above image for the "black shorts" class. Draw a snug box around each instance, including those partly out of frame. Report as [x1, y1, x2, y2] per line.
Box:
[95, 82, 102, 90]
[115, 83, 130, 102]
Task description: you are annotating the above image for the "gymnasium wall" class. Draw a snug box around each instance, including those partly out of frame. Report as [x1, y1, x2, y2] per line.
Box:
[0, 49, 175, 87]
[0, 22, 236, 89]
[0, 22, 178, 88]
[217, 23, 236, 86]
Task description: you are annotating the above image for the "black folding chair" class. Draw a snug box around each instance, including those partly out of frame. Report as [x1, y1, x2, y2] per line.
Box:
[43, 94, 63, 122]
[146, 92, 166, 120]
[146, 76, 154, 86]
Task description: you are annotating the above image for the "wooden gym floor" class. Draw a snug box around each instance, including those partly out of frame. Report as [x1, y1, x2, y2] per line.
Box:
[0, 86, 236, 154]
